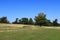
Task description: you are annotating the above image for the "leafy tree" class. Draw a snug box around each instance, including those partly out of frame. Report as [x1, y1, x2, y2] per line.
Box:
[12, 18, 19, 24]
[52, 19, 59, 26]
[19, 19, 22, 24]
[47, 20, 53, 26]
[34, 12, 50, 26]
[28, 18, 34, 25]
[19, 18, 28, 24]
[0, 17, 9, 23]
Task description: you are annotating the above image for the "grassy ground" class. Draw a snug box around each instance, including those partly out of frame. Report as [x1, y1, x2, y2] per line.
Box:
[0, 23, 60, 40]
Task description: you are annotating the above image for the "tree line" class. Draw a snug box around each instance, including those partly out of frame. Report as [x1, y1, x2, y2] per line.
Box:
[0, 12, 60, 26]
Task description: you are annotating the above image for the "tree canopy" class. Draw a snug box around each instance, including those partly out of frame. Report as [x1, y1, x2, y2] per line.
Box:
[34, 12, 51, 26]
[0, 12, 60, 26]
[0, 17, 9, 23]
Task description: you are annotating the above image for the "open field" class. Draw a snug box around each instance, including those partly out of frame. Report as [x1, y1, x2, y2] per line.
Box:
[0, 23, 60, 40]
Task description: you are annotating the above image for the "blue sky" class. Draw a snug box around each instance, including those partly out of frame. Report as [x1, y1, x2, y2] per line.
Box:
[0, 0, 60, 22]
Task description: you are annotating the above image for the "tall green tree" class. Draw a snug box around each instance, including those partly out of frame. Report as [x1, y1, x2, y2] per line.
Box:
[47, 20, 52, 26]
[19, 19, 22, 24]
[12, 18, 19, 24]
[34, 12, 50, 26]
[19, 18, 28, 24]
[28, 18, 34, 25]
[0, 17, 9, 23]
[52, 19, 59, 26]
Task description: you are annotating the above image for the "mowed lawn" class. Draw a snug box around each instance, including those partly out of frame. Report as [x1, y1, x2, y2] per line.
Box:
[0, 24, 60, 40]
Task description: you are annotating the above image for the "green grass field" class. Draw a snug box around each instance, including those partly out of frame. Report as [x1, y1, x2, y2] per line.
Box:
[0, 24, 60, 40]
